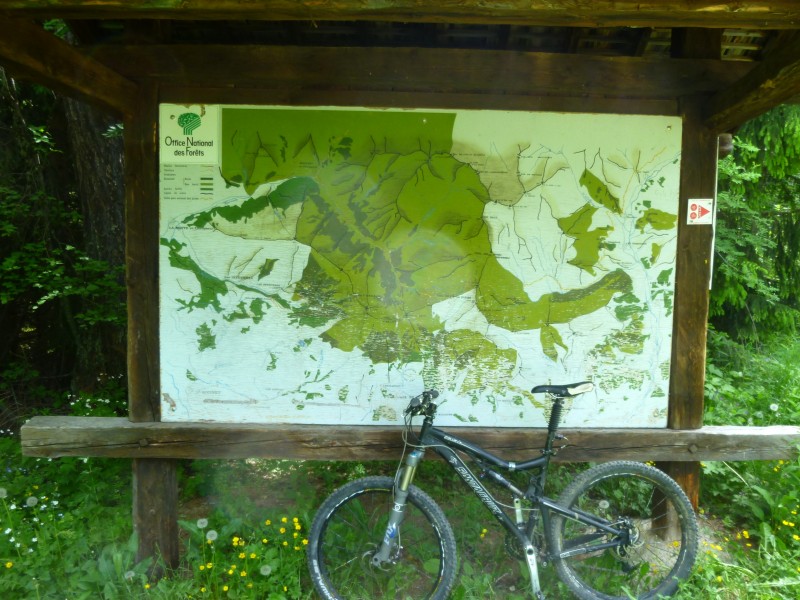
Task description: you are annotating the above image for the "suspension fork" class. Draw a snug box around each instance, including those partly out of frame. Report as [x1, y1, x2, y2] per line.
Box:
[371, 447, 425, 565]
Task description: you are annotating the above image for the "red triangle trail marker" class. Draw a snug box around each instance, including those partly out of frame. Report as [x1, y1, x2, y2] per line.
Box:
[687, 199, 714, 225]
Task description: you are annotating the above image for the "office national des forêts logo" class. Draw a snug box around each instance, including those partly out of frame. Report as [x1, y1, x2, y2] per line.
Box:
[177, 112, 202, 135]
[162, 108, 216, 160]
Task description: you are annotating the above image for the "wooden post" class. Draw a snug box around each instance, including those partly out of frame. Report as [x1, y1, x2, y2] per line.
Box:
[124, 80, 179, 570]
[663, 29, 722, 509]
[662, 99, 719, 508]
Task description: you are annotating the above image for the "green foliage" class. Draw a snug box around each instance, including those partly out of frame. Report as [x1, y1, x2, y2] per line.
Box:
[711, 106, 800, 338]
[1, 74, 126, 430]
[0, 180, 125, 427]
[179, 514, 311, 599]
[704, 330, 800, 426]
[739, 104, 800, 179]
[701, 330, 800, 595]
[65, 374, 127, 418]
[0, 436, 139, 599]
[0, 236, 125, 329]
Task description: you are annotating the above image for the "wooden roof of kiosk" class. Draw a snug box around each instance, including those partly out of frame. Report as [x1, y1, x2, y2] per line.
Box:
[2, 0, 800, 569]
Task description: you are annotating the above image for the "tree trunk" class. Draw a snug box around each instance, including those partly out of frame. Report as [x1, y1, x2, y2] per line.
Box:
[61, 97, 127, 389]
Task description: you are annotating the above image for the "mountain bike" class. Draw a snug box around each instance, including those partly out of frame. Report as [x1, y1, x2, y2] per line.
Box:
[307, 382, 699, 599]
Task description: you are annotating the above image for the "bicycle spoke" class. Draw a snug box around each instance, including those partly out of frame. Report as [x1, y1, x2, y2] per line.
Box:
[308, 477, 457, 599]
[548, 462, 698, 599]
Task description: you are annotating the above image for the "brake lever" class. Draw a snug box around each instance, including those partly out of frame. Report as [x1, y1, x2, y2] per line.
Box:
[405, 389, 439, 415]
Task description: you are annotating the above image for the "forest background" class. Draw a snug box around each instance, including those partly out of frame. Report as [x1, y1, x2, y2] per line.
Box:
[1, 53, 800, 598]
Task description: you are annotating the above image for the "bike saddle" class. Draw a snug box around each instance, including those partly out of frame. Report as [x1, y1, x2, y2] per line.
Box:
[531, 381, 594, 397]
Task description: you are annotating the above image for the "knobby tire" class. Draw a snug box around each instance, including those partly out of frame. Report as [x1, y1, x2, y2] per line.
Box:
[547, 461, 699, 600]
[307, 476, 458, 600]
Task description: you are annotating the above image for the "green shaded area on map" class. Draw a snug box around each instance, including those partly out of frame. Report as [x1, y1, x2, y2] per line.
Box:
[557, 204, 613, 275]
[209, 109, 636, 366]
[636, 208, 677, 232]
[580, 169, 622, 214]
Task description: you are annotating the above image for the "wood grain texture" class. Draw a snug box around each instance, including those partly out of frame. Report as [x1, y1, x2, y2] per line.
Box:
[158, 86, 679, 116]
[2, 1, 799, 28]
[124, 83, 160, 423]
[21, 417, 800, 462]
[668, 101, 717, 431]
[132, 458, 179, 569]
[706, 32, 800, 132]
[0, 17, 137, 117]
[88, 45, 753, 104]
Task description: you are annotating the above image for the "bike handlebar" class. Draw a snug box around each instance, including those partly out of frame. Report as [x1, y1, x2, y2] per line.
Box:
[405, 389, 439, 416]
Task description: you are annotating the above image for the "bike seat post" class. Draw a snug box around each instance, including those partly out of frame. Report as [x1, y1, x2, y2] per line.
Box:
[544, 394, 565, 455]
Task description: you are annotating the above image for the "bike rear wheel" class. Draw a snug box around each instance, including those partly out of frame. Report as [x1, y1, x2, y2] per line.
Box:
[547, 461, 698, 599]
[307, 476, 458, 600]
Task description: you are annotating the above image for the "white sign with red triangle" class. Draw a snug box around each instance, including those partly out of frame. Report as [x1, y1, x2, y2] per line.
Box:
[687, 198, 714, 225]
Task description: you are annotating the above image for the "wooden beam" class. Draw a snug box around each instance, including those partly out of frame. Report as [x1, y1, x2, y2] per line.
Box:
[123, 83, 177, 570]
[20, 416, 800, 462]
[124, 82, 160, 422]
[159, 86, 678, 116]
[670, 28, 722, 60]
[666, 99, 719, 508]
[0, 17, 137, 117]
[705, 32, 800, 132]
[2, 1, 800, 29]
[669, 102, 717, 431]
[87, 45, 753, 103]
[132, 458, 179, 571]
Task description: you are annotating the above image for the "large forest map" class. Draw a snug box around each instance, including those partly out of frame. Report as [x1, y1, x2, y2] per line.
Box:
[158, 105, 681, 427]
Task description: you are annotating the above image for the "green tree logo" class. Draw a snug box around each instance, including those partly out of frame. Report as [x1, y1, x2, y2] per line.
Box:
[177, 112, 201, 135]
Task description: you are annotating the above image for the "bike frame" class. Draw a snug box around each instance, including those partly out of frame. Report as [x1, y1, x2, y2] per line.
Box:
[376, 402, 631, 599]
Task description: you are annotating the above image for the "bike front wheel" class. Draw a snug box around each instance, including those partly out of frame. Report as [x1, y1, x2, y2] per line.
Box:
[307, 475, 458, 600]
[547, 461, 698, 600]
